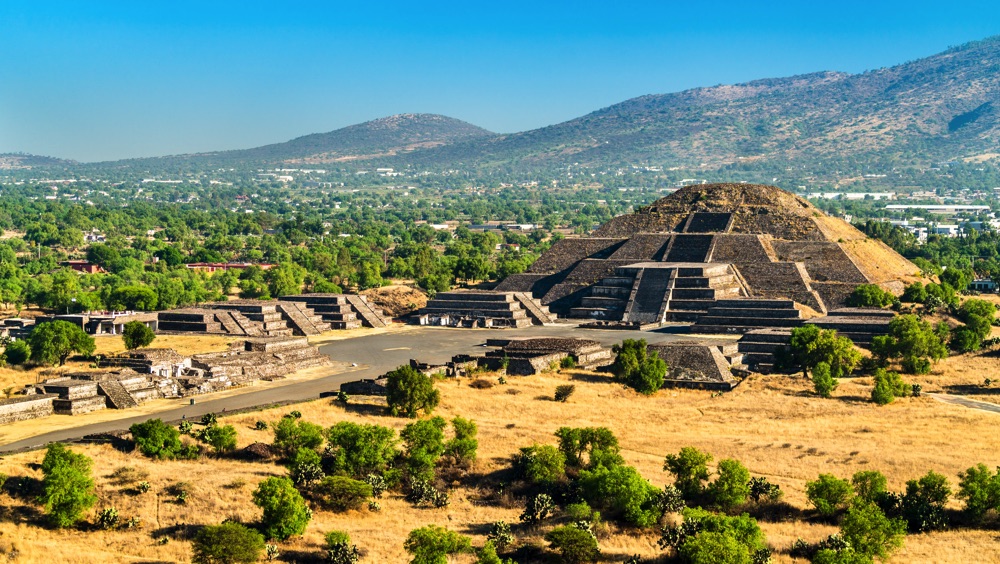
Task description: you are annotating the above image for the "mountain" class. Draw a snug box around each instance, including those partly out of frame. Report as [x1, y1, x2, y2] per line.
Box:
[183, 113, 493, 166]
[400, 36, 1000, 170]
[0, 153, 75, 169]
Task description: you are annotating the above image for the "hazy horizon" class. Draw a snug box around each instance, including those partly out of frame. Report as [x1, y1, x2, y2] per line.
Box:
[2, 1, 997, 162]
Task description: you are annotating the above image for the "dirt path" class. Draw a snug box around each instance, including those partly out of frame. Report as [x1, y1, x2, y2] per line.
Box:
[928, 392, 1000, 414]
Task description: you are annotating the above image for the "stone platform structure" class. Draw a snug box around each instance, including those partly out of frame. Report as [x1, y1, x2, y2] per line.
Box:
[648, 340, 745, 390]
[496, 183, 921, 333]
[158, 299, 334, 337]
[415, 291, 553, 329]
[279, 294, 391, 329]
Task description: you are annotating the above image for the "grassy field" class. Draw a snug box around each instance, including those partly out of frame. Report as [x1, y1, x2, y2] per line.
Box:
[1, 348, 1000, 563]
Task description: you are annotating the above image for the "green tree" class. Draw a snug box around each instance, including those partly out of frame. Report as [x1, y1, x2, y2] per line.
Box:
[555, 426, 621, 469]
[39, 443, 97, 527]
[192, 522, 265, 564]
[443, 416, 478, 465]
[839, 501, 906, 560]
[610, 339, 666, 395]
[403, 525, 472, 564]
[846, 284, 895, 308]
[707, 459, 752, 511]
[544, 525, 599, 563]
[578, 463, 663, 527]
[851, 470, 889, 505]
[401, 416, 447, 481]
[789, 325, 861, 379]
[664, 446, 713, 500]
[315, 476, 374, 511]
[202, 424, 238, 454]
[252, 476, 310, 541]
[870, 315, 948, 374]
[28, 320, 96, 366]
[386, 364, 440, 418]
[900, 471, 951, 532]
[121, 320, 155, 350]
[812, 361, 838, 398]
[957, 464, 1000, 521]
[515, 444, 566, 485]
[3, 340, 30, 365]
[272, 416, 324, 457]
[680, 531, 752, 564]
[871, 368, 911, 406]
[130, 418, 197, 460]
[806, 474, 854, 517]
[324, 421, 399, 478]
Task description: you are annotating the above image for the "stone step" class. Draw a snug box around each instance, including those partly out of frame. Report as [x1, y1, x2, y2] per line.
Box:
[706, 307, 803, 319]
[665, 299, 717, 311]
[600, 276, 636, 287]
[346, 295, 390, 327]
[696, 316, 805, 328]
[590, 285, 632, 298]
[568, 307, 624, 320]
[580, 296, 627, 309]
[664, 310, 703, 322]
[98, 380, 139, 409]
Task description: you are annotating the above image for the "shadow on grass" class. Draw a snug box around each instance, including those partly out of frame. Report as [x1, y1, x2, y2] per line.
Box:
[150, 523, 201, 541]
[337, 401, 388, 417]
[277, 550, 325, 563]
[942, 384, 1000, 397]
[569, 372, 612, 384]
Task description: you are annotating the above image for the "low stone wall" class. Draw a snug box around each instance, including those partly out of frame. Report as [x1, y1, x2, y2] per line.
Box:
[53, 396, 107, 415]
[0, 394, 56, 424]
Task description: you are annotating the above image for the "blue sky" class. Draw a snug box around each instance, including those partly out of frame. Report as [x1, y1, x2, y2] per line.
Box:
[1, 1, 997, 162]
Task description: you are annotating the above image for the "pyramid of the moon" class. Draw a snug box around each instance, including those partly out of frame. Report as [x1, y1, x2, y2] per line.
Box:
[495, 183, 921, 323]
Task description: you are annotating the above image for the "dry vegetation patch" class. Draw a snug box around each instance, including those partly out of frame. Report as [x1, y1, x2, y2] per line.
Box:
[1, 359, 1000, 562]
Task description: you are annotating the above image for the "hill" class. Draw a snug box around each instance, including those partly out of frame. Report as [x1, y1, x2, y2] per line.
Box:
[403, 36, 1000, 170]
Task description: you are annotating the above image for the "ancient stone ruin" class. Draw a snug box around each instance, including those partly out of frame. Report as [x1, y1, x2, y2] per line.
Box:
[279, 294, 391, 329]
[496, 183, 920, 331]
[647, 340, 745, 390]
[415, 291, 553, 328]
[157, 299, 333, 337]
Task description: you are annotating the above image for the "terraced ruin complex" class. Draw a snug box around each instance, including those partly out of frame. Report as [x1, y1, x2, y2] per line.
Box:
[495, 183, 921, 327]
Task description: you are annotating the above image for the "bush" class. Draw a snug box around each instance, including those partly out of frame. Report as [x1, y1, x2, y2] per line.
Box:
[121, 321, 155, 350]
[192, 522, 266, 564]
[871, 368, 911, 406]
[289, 448, 325, 487]
[515, 444, 566, 484]
[486, 521, 514, 551]
[252, 476, 311, 540]
[560, 356, 577, 369]
[958, 464, 1000, 520]
[611, 339, 667, 395]
[544, 525, 599, 563]
[325, 530, 361, 564]
[847, 284, 895, 308]
[661, 508, 767, 564]
[96, 506, 119, 529]
[386, 364, 441, 417]
[707, 459, 751, 511]
[839, 501, 905, 560]
[403, 525, 471, 564]
[201, 424, 238, 454]
[469, 378, 494, 389]
[812, 361, 838, 398]
[578, 464, 663, 527]
[39, 443, 97, 527]
[315, 476, 373, 511]
[130, 418, 198, 460]
[476, 540, 512, 564]
[28, 320, 96, 366]
[3, 340, 30, 365]
[789, 325, 861, 379]
[951, 326, 983, 353]
[554, 384, 576, 402]
[443, 416, 478, 464]
[521, 493, 556, 524]
[401, 416, 447, 481]
[680, 531, 753, 564]
[324, 421, 399, 478]
[272, 416, 324, 458]
[900, 471, 951, 532]
[806, 474, 853, 517]
[748, 476, 783, 503]
[851, 470, 888, 505]
[556, 426, 621, 469]
[870, 315, 948, 373]
[664, 446, 712, 500]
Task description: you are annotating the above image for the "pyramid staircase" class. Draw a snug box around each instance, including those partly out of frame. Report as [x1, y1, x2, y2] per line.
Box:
[276, 301, 332, 336]
[97, 379, 139, 410]
[512, 292, 555, 324]
[569, 263, 744, 323]
[278, 295, 362, 329]
[690, 299, 806, 334]
[345, 295, 392, 328]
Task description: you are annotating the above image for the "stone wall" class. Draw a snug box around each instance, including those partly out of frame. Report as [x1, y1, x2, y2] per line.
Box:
[527, 238, 626, 274]
[0, 394, 56, 424]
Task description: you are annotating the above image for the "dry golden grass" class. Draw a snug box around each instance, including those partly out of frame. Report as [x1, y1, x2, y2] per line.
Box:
[2, 355, 1000, 562]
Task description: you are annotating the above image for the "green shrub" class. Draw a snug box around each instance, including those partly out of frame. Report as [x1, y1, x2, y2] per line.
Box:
[747, 477, 783, 503]
[39, 443, 97, 528]
[252, 476, 310, 540]
[325, 530, 361, 564]
[560, 356, 577, 369]
[520, 493, 556, 524]
[806, 474, 853, 517]
[846, 284, 895, 308]
[951, 326, 983, 353]
[403, 525, 471, 564]
[707, 459, 751, 511]
[611, 339, 667, 394]
[553, 384, 576, 402]
[812, 361, 838, 398]
[288, 448, 324, 487]
[401, 416, 447, 482]
[201, 424, 238, 454]
[957, 463, 1000, 520]
[271, 416, 324, 458]
[544, 525, 599, 563]
[578, 464, 663, 527]
[3, 340, 30, 365]
[515, 444, 565, 485]
[324, 421, 399, 478]
[486, 520, 514, 551]
[664, 446, 712, 500]
[315, 476, 373, 511]
[661, 508, 767, 564]
[96, 506, 119, 530]
[871, 369, 911, 406]
[840, 501, 905, 560]
[130, 418, 198, 460]
[555, 426, 621, 469]
[386, 364, 440, 417]
[192, 522, 265, 564]
[443, 416, 478, 464]
[899, 471, 951, 532]
[851, 470, 888, 505]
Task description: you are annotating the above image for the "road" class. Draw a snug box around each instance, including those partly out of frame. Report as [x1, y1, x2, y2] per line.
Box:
[0, 323, 693, 453]
[928, 392, 1000, 414]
